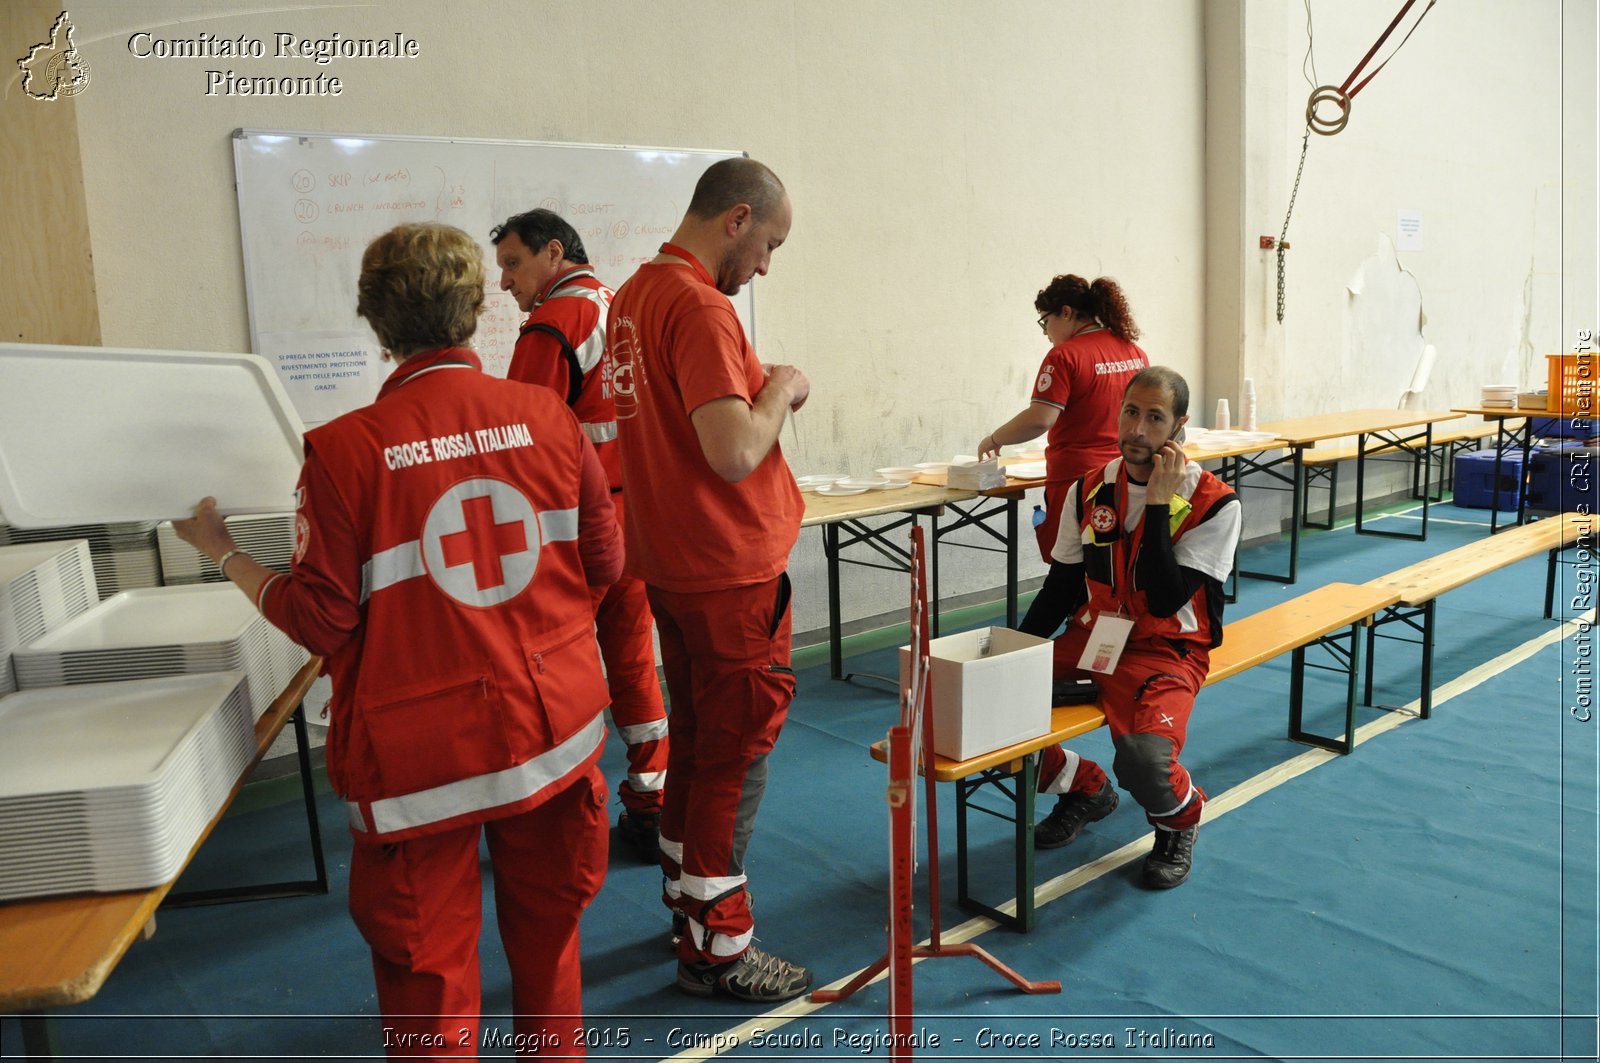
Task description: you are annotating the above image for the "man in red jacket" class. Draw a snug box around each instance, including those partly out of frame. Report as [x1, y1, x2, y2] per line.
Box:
[493, 208, 670, 863]
[1025, 367, 1241, 889]
[177, 222, 621, 1056]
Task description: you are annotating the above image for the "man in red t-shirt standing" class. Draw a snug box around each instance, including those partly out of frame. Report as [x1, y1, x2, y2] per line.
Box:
[491, 209, 670, 864]
[607, 158, 811, 1003]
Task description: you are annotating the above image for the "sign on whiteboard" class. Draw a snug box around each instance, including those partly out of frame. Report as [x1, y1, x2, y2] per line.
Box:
[1396, 209, 1423, 252]
[231, 129, 753, 426]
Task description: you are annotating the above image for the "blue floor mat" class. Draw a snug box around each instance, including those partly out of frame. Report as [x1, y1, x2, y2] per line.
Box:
[3, 509, 1595, 1061]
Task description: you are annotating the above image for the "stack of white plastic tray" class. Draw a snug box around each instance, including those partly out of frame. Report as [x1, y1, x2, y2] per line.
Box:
[0, 521, 162, 599]
[13, 584, 307, 721]
[157, 514, 296, 585]
[0, 540, 99, 696]
[0, 672, 255, 900]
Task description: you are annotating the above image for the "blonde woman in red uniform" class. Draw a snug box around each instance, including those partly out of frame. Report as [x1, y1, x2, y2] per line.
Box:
[176, 222, 621, 1057]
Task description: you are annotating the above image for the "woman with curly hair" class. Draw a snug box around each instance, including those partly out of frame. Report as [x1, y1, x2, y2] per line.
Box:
[978, 273, 1149, 573]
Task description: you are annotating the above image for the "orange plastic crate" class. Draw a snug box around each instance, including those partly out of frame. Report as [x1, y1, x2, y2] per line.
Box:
[1547, 352, 1600, 413]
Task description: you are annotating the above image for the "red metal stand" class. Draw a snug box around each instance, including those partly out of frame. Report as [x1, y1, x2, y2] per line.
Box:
[811, 527, 1059, 1057]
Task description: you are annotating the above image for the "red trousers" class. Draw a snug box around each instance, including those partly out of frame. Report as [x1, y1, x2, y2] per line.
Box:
[595, 494, 668, 816]
[1040, 626, 1209, 830]
[646, 574, 795, 964]
[592, 572, 668, 816]
[348, 763, 608, 1058]
[1034, 481, 1071, 564]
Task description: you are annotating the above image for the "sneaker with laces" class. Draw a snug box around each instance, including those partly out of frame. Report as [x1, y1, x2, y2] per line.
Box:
[1141, 825, 1198, 889]
[676, 944, 813, 1003]
[616, 810, 661, 864]
[1034, 782, 1118, 849]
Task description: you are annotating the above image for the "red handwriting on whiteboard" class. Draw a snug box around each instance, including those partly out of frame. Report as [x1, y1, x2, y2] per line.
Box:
[365, 169, 411, 186]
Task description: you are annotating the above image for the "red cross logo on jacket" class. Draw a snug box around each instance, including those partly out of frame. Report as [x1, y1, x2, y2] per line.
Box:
[420, 479, 542, 607]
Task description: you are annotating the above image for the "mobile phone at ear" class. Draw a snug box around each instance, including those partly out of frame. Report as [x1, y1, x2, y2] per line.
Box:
[1175, 426, 1187, 443]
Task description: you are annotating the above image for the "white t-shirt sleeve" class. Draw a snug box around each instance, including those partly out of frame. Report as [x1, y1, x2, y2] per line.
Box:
[1174, 495, 1242, 581]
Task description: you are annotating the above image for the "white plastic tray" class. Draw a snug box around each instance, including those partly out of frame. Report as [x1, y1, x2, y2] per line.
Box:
[19, 585, 257, 653]
[0, 672, 248, 797]
[0, 541, 87, 587]
[0, 343, 306, 527]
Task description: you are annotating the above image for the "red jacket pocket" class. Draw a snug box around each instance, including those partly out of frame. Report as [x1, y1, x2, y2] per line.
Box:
[522, 626, 611, 748]
[355, 673, 511, 797]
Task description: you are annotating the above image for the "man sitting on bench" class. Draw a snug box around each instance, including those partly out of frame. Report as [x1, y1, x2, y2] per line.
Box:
[1020, 367, 1241, 888]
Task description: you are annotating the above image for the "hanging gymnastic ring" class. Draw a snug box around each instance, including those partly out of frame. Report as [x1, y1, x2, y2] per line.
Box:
[1307, 85, 1350, 136]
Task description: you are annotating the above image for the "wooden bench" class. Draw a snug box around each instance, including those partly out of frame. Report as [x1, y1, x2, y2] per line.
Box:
[1300, 422, 1511, 529]
[870, 581, 1398, 930]
[1363, 512, 1590, 718]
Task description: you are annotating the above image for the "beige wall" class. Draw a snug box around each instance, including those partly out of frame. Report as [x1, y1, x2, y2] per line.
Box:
[1246, 0, 1593, 417]
[45, 0, 1209, 631]
[8, 0, 1592, 634]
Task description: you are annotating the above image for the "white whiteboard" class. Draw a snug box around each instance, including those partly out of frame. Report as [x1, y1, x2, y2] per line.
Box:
[231, 129, 753, 426]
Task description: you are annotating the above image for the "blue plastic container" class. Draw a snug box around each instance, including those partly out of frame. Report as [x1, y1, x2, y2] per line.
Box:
[1530, 415, 1596, 440]
[1452, 450, 1525, 510]
[1526, 443, 1599, 514]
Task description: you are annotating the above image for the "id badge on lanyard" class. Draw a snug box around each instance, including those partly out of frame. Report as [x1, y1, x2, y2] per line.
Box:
[1078, 610, 1133, 674]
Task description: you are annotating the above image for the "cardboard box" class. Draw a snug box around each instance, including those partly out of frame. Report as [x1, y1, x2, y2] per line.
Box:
[899, 627, 1052, 761]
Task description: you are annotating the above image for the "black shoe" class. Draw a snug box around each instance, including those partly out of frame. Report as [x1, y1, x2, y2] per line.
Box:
[676, 944, 813, 1003]
[1035, 783, 1118, 849]
[616, 810, 660, 864]
[1142, 825, 1198, 889]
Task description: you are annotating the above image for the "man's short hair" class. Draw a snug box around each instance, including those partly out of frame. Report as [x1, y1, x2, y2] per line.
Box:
[686, 158, 786, 221]
[489, 209, 589, 265]
[357, 223, 484, 358]
[1127, 366, 1190, 419]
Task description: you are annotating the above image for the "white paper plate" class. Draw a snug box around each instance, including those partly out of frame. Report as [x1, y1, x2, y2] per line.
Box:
[1192, 430, 1279, 447]
[0, 343, 306, 528]
[795, 474, 845, 490]
[837, 476, 891, 489]
[1005, 461, 1048, 479]
[914, 462, 950, 472]
[814, 483, 869, 496]
[874, 466, 921, 479]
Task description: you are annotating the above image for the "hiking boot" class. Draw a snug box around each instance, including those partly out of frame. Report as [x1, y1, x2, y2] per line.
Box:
[1035, 783, 1118, 849]
[676, 944, 813, 1003]
[1141, 825, 1198, 889]
[616, 810, 660, 864]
